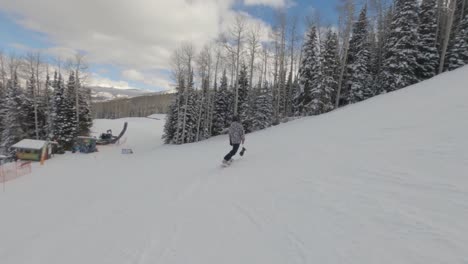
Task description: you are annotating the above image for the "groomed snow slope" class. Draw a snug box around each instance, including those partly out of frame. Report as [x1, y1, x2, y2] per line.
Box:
[1, 67, 468, 264]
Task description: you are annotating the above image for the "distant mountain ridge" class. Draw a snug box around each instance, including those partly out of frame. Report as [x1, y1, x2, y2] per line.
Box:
[89, 86, 173, 102]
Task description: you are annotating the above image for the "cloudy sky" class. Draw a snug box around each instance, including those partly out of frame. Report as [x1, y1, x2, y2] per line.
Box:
[0, 0, 340, 91]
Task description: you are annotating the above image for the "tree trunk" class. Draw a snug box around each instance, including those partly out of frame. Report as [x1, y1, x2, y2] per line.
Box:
[439, 0, 457, 73]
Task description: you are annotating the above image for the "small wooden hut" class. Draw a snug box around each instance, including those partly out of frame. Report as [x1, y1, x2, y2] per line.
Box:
[11, 139, 54, 161]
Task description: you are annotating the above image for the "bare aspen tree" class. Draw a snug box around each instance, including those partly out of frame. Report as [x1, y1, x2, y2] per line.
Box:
[369, 0, 388, 74]
[25, 52, 41, 139]
[272, 10, 287, 119]
[213, 42, 222, 91]
[335, 0, 355, 108]
[247, 22, 262, 92]
[170, 47, 186, 144]
[261, 45, 269, 87]
[286, 16, 299, 115]
[69, 53, 88, 128]
[209, 42, 223, 134]
[180, 43, 195, 144]
[224, 14, 246, 115]
[439, 0, 457, 73]
[0, 51, 6, 86]
[195, 45, 212, 141]
[288, 16, 298, 80]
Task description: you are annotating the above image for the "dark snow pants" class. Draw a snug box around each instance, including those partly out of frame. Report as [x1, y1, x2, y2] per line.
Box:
[224, 144, 240, 161]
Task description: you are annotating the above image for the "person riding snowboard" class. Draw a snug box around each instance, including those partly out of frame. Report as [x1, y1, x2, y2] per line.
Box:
[223, 115, 245, 165]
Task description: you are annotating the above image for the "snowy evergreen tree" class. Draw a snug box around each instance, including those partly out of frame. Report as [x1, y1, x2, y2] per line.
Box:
[163, 99, 179, 144]
[0, 81, 5, 148]
[212, 70, 231, 136]
[62, 72, 78, 147]
[163, 79, 185, 144]
[416, 0, 439, 80]
[291, 78, 302, 116]
[42, 72, 54, 139]
[446, 14, 468, 70]
[77, 80, 93, 136]
[1, 73, 26, 149]
[379, 0, 420, 93]
[445, 0, 468, 71]
[176, 70, 200, 144]
[23, 74, 38, 138]
[195, 77, 211, 142]
[371, 6, 394, 79]
[321, 29, 340, 110]
[285, 71, 294, 117]
[252, 83, 274, 131]
[237, 64, 253, 132]
[298, 26, 322, 115]
[184, 89, 200, 144]
[346, 5, 373, 104]
[52, 72, 70, 147]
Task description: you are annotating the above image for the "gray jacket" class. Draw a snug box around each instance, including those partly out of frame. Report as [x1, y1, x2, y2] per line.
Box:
[229, 122, 245, 145]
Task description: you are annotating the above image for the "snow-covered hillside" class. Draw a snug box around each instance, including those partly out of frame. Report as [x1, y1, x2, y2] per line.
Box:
[89, 86, 152, 102]
[1, 67, 468, 264]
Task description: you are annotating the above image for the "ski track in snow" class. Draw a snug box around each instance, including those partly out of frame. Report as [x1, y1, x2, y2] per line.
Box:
[1, 68, 468, 264]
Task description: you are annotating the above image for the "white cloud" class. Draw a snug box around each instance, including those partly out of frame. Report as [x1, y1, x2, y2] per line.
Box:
[243, 0, 292, 8]
[122, 69, 145, 82]
[0, 0, 275, 91]
[89, 73, 134, 90]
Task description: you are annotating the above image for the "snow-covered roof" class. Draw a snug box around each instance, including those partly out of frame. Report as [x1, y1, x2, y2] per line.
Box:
[11, 139, 47, 150]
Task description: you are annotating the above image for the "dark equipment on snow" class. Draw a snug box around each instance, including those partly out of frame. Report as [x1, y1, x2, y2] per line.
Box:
[240, 146, 246, 156]
[74, 137, 98, 153]
[100, 130, 113, 140]
[97, 122, 128, 145]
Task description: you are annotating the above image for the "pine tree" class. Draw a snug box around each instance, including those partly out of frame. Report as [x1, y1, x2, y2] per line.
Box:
[446, 14, 468, 70]
[163, 79, 185, 144]
[252, 83, 274, 131]
[347, 6, 374, 104]
[285, 71, 294, 117]
[445, 0, 468, 71]
[371, 6, 394, 79]
[77, 80, 93, 136]
[291, 78, 302, 116]
[1, 73, 26, 149]
[321, 30, 340, 110]
[23, 74, 38, 138]
[379, 0, 420, 93]
[0, 81, 5, 148]
[416, 0, 439, 80]
[298, 26, 321, 115]
[52, 72, 69, 147]
[163, 99, 179, 144]
[61, 72, 78, 148]
[176, 70, 200, 144]
[42, 72, 54, 139]
[184, 89, 200, 144]
[212, 70, 231, 136]
[237, 64, 252, 132]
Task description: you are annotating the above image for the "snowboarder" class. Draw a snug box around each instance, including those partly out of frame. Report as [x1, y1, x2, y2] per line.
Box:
[223, 115, 245, 165]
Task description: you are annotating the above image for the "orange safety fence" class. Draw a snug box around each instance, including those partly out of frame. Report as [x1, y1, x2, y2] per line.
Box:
[0, 161, 32, 184]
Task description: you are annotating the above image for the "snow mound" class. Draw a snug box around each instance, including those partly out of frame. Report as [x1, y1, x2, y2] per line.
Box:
[0, 66, 467, 264]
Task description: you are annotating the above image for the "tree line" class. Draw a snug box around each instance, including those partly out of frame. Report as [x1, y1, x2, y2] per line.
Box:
[163, 0, 467, 144]
[0, 53, 93, 152]
[92, 93, 174, 119]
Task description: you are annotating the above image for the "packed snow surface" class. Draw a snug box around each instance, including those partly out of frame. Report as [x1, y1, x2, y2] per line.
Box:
[1, 67, 468, 263]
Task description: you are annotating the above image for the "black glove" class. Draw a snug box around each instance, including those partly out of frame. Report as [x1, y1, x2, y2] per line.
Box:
[240, 147, 246, 156]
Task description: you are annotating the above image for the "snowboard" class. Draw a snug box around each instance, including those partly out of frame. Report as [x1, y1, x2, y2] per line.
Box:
[221, 159, 234, 167]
